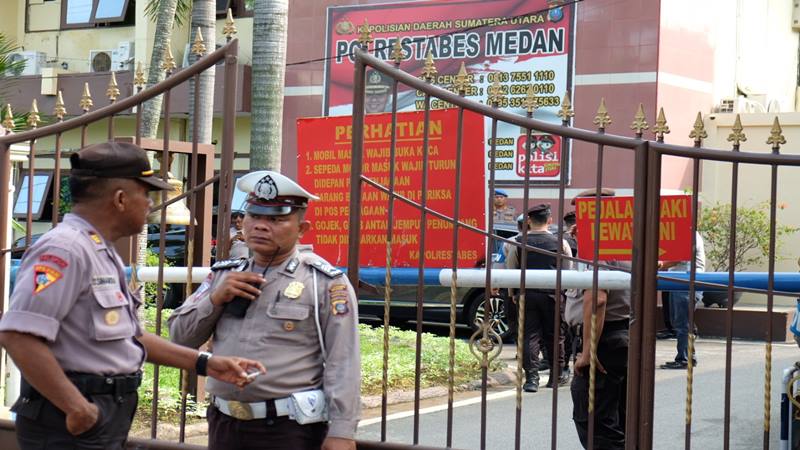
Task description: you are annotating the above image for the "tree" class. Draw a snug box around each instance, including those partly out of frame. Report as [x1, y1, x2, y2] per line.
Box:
[141, 0, 183, 138]
[249, 0, 289, 170]
[187, 0, 215, 145]
[0, 32, 32, 131]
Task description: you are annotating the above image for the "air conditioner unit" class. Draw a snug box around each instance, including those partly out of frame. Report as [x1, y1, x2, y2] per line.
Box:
[89, 50, 113, 72]
[6, 51, 46, 76]
[112, 41, 135, 71]
[715, 98, 736, 113]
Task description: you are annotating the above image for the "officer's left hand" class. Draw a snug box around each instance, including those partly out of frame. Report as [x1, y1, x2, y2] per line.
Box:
[574, 352, 606, 376]
[206, 356, 266, 388]
[321, 437, 356, 450]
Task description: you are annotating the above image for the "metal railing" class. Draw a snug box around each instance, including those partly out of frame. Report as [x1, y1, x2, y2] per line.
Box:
[345, 30, 800, 450]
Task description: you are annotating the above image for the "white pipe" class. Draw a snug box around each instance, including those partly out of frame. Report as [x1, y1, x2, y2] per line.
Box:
[439, 269, 632, 290]
[136, 266, 211, 283]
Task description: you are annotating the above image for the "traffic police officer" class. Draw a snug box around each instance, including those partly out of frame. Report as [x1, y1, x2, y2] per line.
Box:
[169, 170, 361, 450]
[506, 203, 572, 392]
[0, 142, 264, 450]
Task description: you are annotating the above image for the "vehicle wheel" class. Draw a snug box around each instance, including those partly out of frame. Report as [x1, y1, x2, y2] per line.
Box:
[467, 294, 515, 341]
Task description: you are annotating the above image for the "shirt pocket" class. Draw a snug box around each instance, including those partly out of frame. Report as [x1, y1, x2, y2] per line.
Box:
[91, 287, 134, 341]
[265, 303, 313, 342]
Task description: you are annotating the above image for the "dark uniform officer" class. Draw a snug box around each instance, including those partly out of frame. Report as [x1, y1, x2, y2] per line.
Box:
[169, 170, 360, 450]
[569, 187, 630, 450]
[505, 204, 572, 392]
[0, 142, 263, 450]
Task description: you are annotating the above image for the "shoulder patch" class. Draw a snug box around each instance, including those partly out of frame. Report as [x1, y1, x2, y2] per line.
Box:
[211, 258, 248, 272]
[310, 260, 343, 278]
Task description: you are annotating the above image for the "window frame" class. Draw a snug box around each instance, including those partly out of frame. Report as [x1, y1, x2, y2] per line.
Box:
[13, 171, 53, 221]
[60, 0, 131, 30]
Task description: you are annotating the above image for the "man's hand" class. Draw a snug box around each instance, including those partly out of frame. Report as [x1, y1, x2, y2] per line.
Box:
[65, 401, 99, 436]
[206, 355, 266, 388]
[322, 437, 356, 450]
[209, 272, 265, 307]
[574, 352, 606, 377]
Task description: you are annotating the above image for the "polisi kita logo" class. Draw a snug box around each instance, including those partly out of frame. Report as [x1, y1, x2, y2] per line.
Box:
[515, 134, 561, 177]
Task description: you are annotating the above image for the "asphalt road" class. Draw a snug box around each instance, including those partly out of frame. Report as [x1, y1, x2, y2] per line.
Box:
[356, 338, 800, 450]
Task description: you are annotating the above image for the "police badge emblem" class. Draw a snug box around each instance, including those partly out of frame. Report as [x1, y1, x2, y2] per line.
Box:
[254, 175, 279, 200]
[284, 281, 305, 299]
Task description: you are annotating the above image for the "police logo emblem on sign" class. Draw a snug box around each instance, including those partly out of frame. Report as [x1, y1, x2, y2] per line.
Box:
[284, 281, 304, 299]
[254, 174, 279, 200]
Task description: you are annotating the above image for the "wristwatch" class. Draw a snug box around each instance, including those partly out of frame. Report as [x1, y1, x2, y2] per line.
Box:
[196, 351, 212, 376]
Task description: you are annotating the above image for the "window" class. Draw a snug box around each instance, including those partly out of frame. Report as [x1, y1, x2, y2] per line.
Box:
[13, 172, 53, 220]
[61, 0, 133, 29]
[218, 0, 252, 18]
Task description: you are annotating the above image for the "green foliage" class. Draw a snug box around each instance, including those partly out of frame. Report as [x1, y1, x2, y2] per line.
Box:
[0, 32, 25, 80]
[58, 178, 72, 216]
[698, 202, 799, 272]
[137, 306, 206, 422]
[359, 323, 503, 395]
[144, 248, 173, 306]
[144, 0, 193, 27]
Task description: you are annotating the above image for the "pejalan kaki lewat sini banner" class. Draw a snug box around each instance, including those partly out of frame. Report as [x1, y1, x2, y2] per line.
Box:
[324, 0, 576, 184]
[297, 109, 486, 268]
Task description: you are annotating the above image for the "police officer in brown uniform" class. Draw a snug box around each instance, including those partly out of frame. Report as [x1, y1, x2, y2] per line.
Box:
[169, 170, 361, 450]
[0, 142, 264, 450]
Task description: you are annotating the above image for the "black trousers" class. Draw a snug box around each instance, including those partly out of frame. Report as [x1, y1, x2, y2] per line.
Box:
[208, 403, 328, 450]
[14, 392, 137, 450]
[522, 292, 566, 374]
[571, 321, 629, 450]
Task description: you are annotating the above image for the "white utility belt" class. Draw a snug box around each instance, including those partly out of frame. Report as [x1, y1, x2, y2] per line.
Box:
[213, 389, 328, 424]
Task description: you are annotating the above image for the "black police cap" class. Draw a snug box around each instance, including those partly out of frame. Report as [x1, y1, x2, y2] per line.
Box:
[527, 203, 551, 217]
[70, 142, 173, 191]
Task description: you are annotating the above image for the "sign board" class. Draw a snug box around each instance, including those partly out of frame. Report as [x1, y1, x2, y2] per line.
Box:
[297, 108, 486, 268]
[324, 0, 575, 183]
[574, 195, 693, 261]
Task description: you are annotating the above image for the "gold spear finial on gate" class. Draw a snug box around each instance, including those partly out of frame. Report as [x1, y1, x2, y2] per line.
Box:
[27, 99, 40, 128]
[653, 107, 670, 141]
[487, 79, 504, 106]
[106, 71, 120, 102]
[133, 62, 146, 90]
[523, 84, 538, 114]
[421, 50, 437, 82]
[161, 41, 176, 73]
[630, 103, 649, 135]
[688, 112, 707, 145]
[80, 82, 93, 112]
[390, 38, 405, 65]
[223, 9, 237, 40]
[453, 62, 470, 95]
[1, 104, 13, 130]
[192, 27, 207, 57]
[593, 98, 612, 129]
[557, 91, 574, 122]
[357, 19, 373, 50]
[54, 90, 67, 120]
[766, 116, 786, 151]
[726, 114, 747, 147]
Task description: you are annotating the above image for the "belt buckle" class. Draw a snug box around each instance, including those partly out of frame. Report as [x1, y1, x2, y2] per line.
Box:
[227, 400, 254, 420]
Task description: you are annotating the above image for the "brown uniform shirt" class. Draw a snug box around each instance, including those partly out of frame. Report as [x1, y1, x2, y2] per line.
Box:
[168, 248, 361, 439]
[0, 214, 145, 375]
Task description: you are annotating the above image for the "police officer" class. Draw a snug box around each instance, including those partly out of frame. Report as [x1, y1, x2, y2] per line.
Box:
[0, 142, 264, 450]
[169, 170, 360, 450]
[506, 204, 572, 392]
[493, 189, 517, 224]
[569, 188, 630, 450]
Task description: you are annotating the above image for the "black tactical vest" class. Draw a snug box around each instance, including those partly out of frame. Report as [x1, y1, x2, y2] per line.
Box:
[517, 232, 561, 295]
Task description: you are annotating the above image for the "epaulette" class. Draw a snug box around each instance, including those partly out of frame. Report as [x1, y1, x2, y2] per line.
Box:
[309, 259, 343, 278]
[285, 257, 300, 274]
[211, 258, 247, 272]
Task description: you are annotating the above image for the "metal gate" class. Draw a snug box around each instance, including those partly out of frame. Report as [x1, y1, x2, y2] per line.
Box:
[345, 31, 800, 450]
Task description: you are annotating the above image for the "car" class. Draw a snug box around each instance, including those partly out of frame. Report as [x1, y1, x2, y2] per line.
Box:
[9, 234, 43, 260]
[146, 224, 187, 265]
[356, 223, 521, 341]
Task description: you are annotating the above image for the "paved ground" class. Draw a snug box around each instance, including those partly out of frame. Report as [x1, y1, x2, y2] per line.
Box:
[356, 338, 800, 449]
